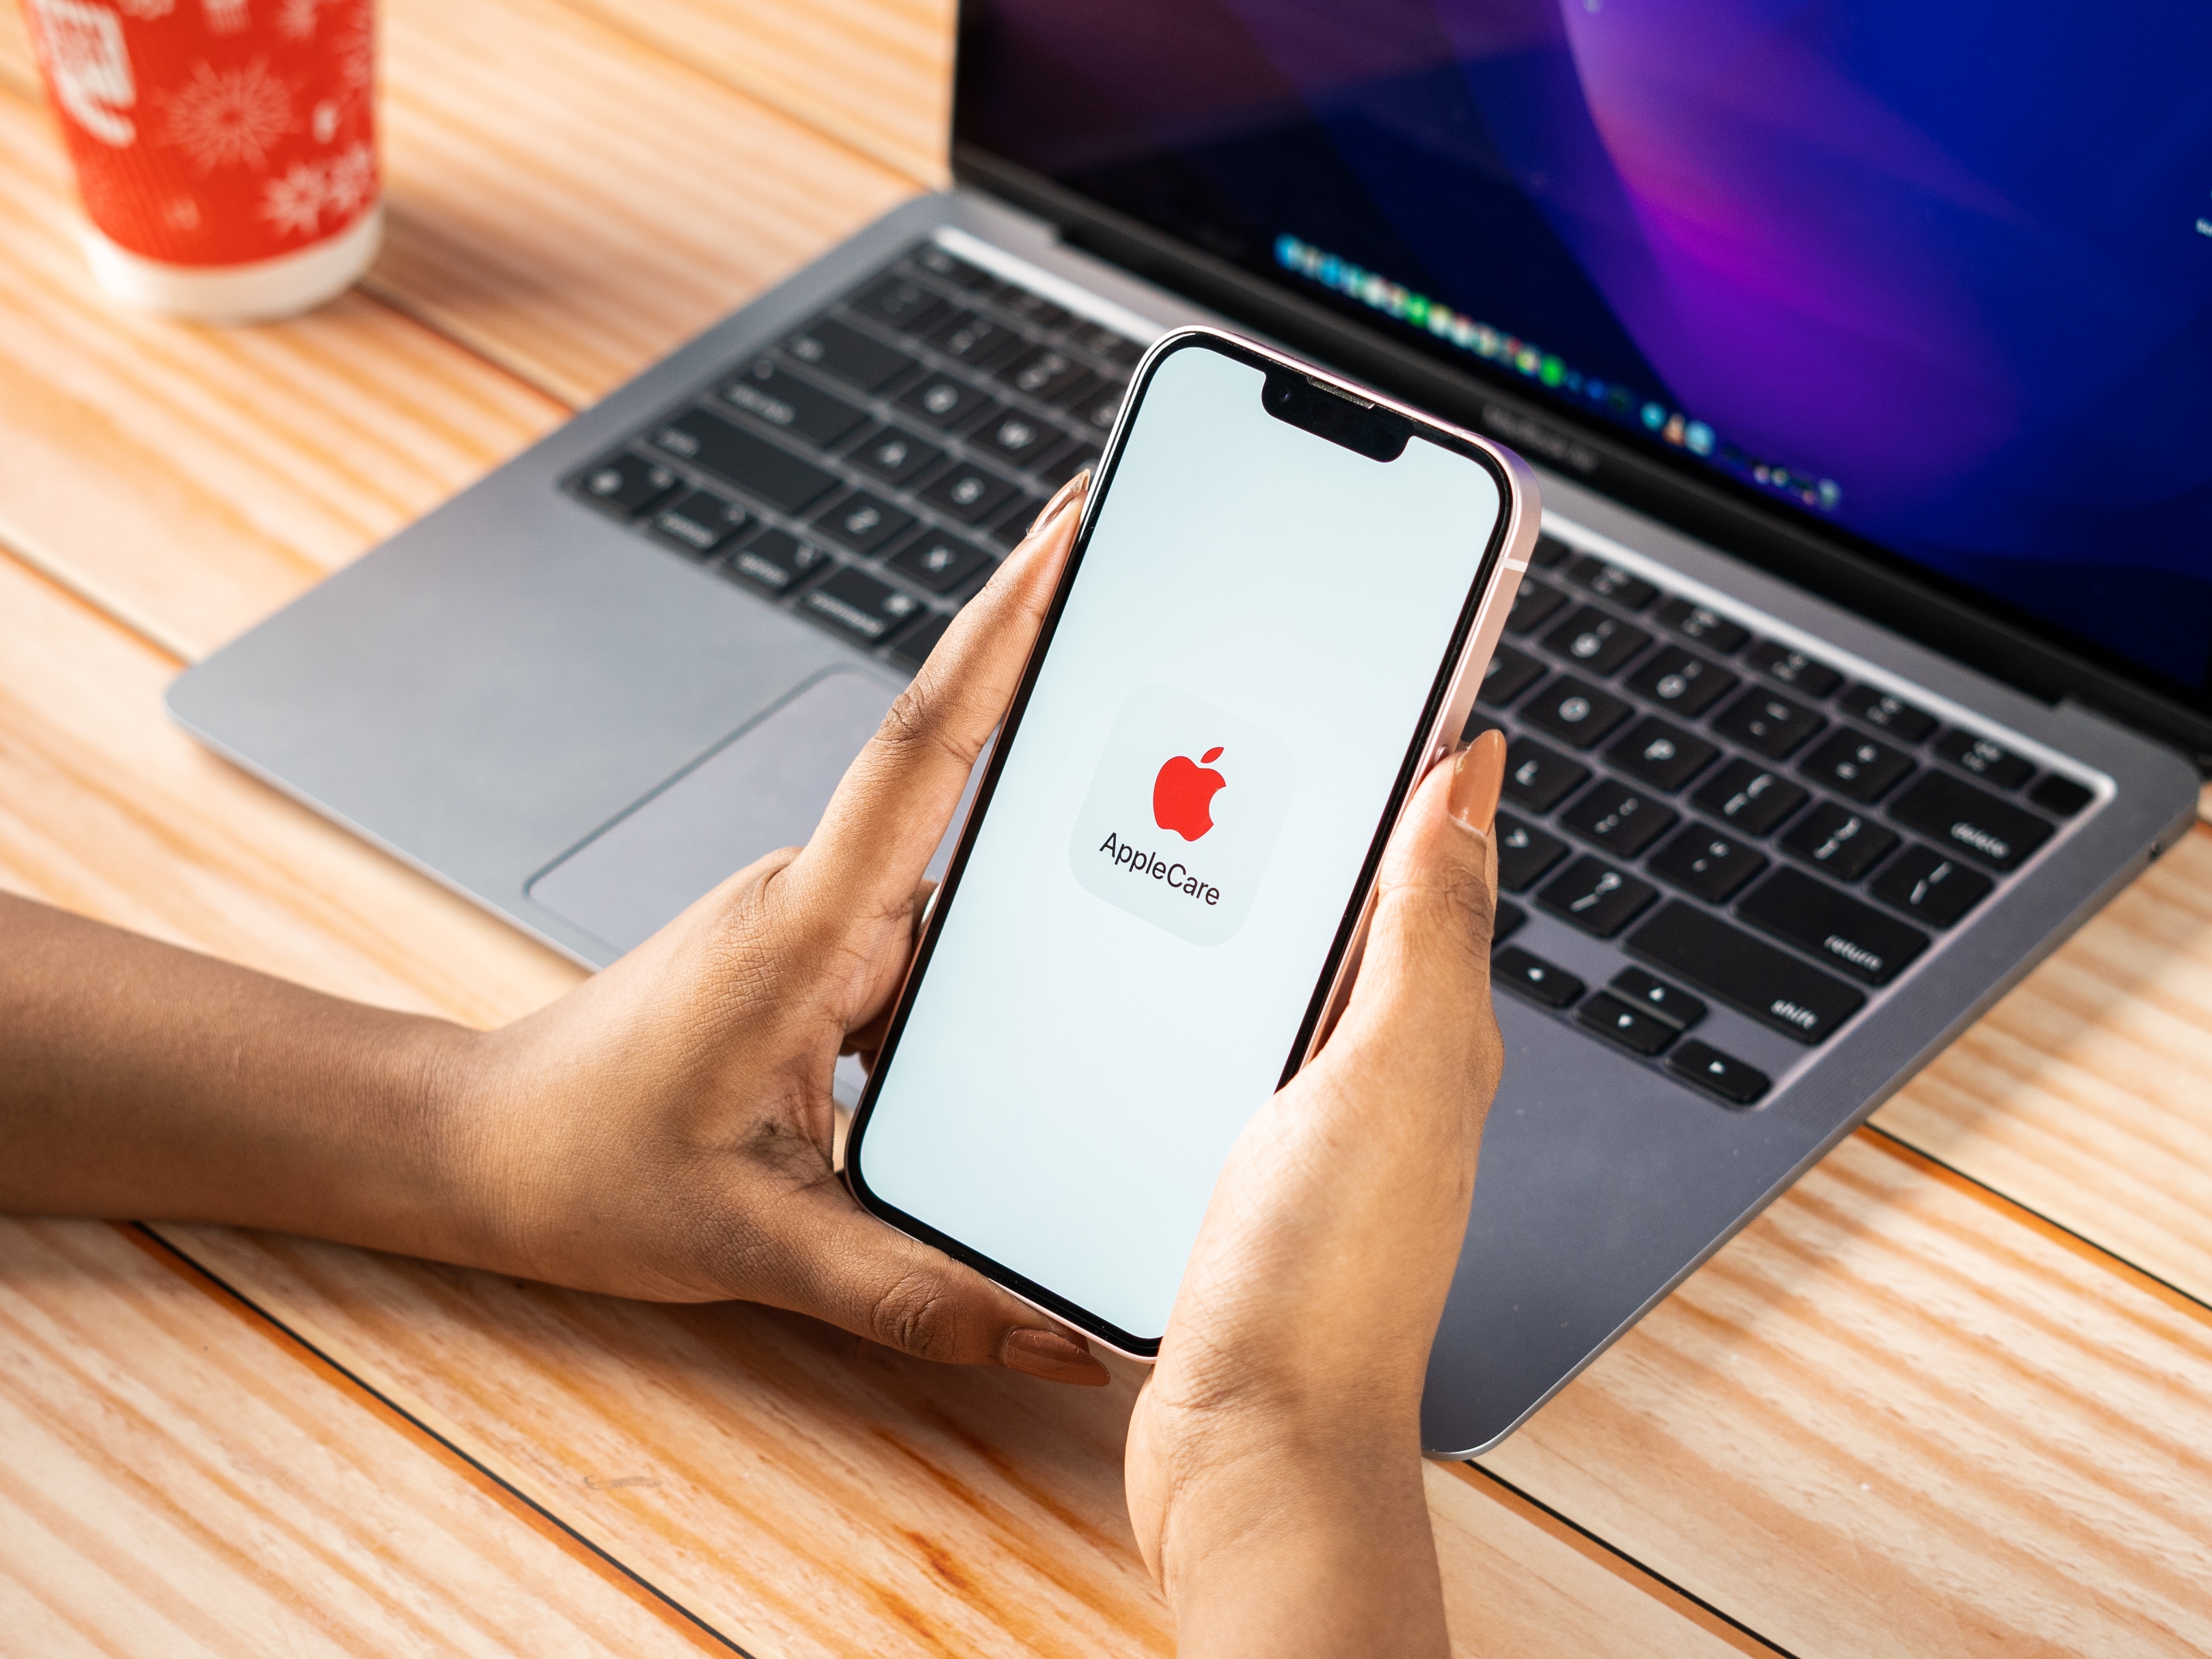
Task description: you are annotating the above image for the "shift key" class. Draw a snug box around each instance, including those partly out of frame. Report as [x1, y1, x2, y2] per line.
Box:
[1627, 900, 1864, 1043]
[654, 407, 838, 514]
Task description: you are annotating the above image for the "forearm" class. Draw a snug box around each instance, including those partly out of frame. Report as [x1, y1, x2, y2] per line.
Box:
[1157, 1422, 1449, 1659]
[0, 894, 493, 1257]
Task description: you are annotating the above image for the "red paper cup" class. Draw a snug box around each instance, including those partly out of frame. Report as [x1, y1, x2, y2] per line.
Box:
[22, 0, 381, 322]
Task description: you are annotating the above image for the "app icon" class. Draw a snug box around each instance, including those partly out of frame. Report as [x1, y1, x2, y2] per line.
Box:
[1070, 687, 1296, 947]
[1154, 746, 1227, 841]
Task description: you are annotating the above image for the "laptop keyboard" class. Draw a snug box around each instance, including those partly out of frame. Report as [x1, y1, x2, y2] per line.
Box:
[565, 240, 1137, 674]
[1471, 535, 2096, 1104]
[562, 235, 2100, 1115]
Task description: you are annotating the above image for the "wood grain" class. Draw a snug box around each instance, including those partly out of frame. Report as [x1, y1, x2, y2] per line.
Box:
[373, 0, 918, 406]
[552, 0, 956, 187]
[0, 1218, 725, 1658]
[0, 78, 565, 664]
[0, 540, 1758, 1659]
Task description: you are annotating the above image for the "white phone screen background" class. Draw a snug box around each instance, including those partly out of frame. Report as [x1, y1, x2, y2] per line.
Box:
[858, 344, 1503, 1341]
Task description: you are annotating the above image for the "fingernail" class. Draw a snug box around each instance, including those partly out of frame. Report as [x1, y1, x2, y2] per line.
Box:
[1449, 727, 1507, 834]
[1027, 468, 1090, 537]
[1003, 1326, 1111, 1386]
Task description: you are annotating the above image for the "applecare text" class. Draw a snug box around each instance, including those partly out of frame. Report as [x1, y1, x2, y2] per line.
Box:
[1097, 832, 1221, 905]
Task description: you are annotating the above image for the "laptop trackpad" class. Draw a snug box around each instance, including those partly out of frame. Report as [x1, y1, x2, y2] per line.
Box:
[529, 670, 899, 956]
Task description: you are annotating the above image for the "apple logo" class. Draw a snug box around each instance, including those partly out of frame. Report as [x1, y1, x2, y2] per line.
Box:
[1153, 746, 1227, 841]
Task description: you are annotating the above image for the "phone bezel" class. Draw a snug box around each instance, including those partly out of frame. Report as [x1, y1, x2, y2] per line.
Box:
[843, 326, 1539, 1357]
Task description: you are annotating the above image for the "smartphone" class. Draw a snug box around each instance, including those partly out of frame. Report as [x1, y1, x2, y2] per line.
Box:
[845, 328, 1538, 1355]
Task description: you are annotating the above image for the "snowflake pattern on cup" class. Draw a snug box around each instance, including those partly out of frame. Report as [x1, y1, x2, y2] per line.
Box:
[23, 0, 377, 267]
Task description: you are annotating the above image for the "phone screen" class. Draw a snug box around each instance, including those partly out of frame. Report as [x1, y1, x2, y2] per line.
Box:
[849, 336, 1513, 1349]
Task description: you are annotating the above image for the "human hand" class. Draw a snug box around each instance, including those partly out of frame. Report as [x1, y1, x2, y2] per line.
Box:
[1123, 728, 1508, 1655]
[440, 473, 1109, 1385]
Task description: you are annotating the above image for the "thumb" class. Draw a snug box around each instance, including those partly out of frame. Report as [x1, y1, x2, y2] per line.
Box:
[1329, 729, 1506, 1078]
[765, 1178, 1112, 1386]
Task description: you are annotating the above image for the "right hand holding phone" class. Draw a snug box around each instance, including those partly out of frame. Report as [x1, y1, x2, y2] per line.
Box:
[1123, 729, 1509, 1658]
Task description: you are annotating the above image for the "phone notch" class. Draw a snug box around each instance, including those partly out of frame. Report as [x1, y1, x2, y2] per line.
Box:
[1259, 368, 1412, 462]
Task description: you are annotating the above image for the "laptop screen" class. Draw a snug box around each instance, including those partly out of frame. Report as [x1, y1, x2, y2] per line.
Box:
[955, 1, 2212, 713]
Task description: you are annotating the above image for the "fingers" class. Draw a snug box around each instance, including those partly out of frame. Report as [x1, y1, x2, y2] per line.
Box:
[785, 474, 1089, 927]
[773, 1178, 1110, 1385]
[1329, 730, 1507, 1092]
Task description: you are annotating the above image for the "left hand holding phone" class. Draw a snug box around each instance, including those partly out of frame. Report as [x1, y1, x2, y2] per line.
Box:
[460, 470, 1105, 1381]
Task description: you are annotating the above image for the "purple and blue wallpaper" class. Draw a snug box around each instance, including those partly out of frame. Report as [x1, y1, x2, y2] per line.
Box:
[960, 0, 2212, 699]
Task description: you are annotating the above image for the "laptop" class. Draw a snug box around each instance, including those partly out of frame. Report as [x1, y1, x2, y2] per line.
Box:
[168, 1, 2210, 1455]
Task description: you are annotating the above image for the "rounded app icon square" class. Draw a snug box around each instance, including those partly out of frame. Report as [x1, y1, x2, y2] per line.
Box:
[1069, 685, 1297, 946]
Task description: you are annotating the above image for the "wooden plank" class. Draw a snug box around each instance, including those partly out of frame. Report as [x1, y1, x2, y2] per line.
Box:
[1870, 827, 2212, 1304]
[1479, 1131, 2212, 1656]
[0, 548, 1758, 1659]
[0, 1218, 728, 1658]
[0, 80, 566, 664]
[552, 0, 955, 187]
[372, 0, 918, 406]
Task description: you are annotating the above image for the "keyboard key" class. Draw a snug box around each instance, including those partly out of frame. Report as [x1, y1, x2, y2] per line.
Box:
[1542, 605, 1652, 675]
[573, 452, 678, 517]
[926, 308, 1026, 372]
[721, 528, 832, 593]
[1492, 900, 1527, 945]
[1666, 1041, 1770, 1105]
[802, 566, 927, 643]
[1691, 758, 1809, 835]
[1627, 901, 1865, 1043]
[1647, 822, 1767, 903]
[1521, 675, 1634, 748]
[1736, 866, 1929, 986]
[722, 361, 869, 447]
[1779, 800, 1899, 881]
[1494, 811, 1570, 892]
[1711, 686, 1824, 758]
[1529, 532, 1574, 569]
[845, 422, 944, 487]
[849, 273, 949, 336]
[912, 243, 995, 289]
[896, 372, 996, 431]
[655, 408, 839, 514]
[1743, 639, 1843, 698]
[1575, 993, 1678, 1055]
[1478, 644, 1546, 707]
[1624, 645, 1737, 718]
[1505, 581, 1569, 636]
[1566, 554, 1658, 611]
[785, 316, 910, 392]
[1608, 716, 1718, 791]
[1868, 844, 1995, 928]
[1537, 855, 1658, 938]
[1655, 595, 1749, 654]
[811, 489, 916, 555]
[983, 491, 1049, 549]
[2028, 773, 2094, 818]
[1036, 444, 1100, 493]
[1501, 737, 1590, 812]
[1609, 967, 1705, 1030]
[1493, 946, 1583, 1008]
[1932, 727, 2034, 790]
[1887, 770, 2053, 872]
[1835, 682, 1937, 743]
[1798, 727, 1915, 802]
[1070, 382, 1127, 436]
[969, 406, 1070, 474]
[888, 529, 993, 594]
[884, 613, 953, 672]
[999, 344, 1095, 405]
[919, 460, 1021, 524]
[995, 288, 1070, 331]
[648, 487, 750, 556]
[1061, 321, 1143, 365]
[1560, 779, 1677, 858]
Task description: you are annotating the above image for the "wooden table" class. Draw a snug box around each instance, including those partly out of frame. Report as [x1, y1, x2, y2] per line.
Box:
[2, 4, 2209, 1653]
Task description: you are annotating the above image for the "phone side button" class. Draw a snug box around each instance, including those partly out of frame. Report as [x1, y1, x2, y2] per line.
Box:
[1492, 946, 1583, 1009]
